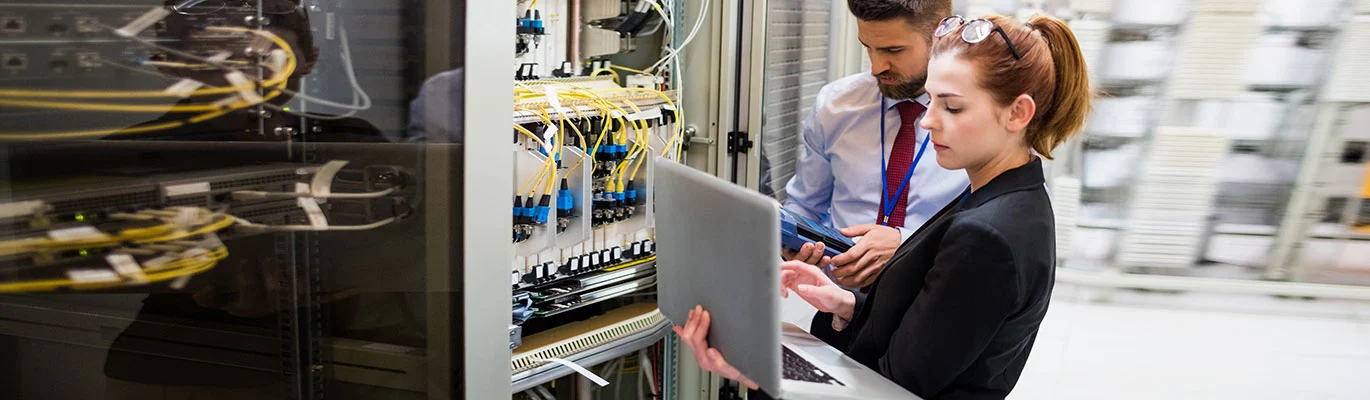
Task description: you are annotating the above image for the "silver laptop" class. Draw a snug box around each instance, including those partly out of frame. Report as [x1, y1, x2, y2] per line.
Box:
[654, 159, 918, 399]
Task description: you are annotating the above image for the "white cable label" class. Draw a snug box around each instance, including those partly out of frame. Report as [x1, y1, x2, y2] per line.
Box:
[511, 270, 521, 286]
[248, 35, 273, 56]
[163, 79, 206, 98]
[542, 124, 558, 153]
[48, 226, 107, 241]
[181, 247, 210, 259]
[169, 275, 192, 290]
[172, 207, 198, 230]
[544, 86, 573, 116]
[298, 197, 329, 228]
[627, 108, 663, 121]
[0, 200, 45, 219]
[535, 357, 609, 386]
[115, 7, 170, 37]
[205, 51, 233, 63]
[268, 49, 288, 71]
[164, 181, 210, 197]
[200, 233, 224, 250]
[224, 71, 264, 105]
[67, 269, 121, 284]
[310, 160, 349, 199]
[106, 254, 148, 283]
[143, 253, 177, 268]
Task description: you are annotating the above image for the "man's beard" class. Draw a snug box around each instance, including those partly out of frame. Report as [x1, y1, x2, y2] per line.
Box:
[876, 71, 927, 100]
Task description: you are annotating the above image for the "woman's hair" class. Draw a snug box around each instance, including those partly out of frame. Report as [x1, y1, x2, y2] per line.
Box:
[929, 14, 1092, 159]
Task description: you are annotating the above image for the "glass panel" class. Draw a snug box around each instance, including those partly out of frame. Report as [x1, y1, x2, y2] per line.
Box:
[756, 0, 833, 201]
[0, 1, 465, 399]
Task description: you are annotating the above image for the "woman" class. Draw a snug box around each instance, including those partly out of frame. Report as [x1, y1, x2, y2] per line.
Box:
[674, 13, 1092, 399]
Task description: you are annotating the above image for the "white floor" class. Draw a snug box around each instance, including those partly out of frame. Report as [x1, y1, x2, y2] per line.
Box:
[780, 283, 1370, 400]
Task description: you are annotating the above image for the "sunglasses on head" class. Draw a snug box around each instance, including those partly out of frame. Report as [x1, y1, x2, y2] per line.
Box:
[933, 16, 1023, 60]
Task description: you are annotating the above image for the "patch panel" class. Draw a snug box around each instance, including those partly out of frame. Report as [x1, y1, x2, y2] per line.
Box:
[513, 239, 655, 290]
[0, 45, 161, 80]
[0, 5, 166, 40]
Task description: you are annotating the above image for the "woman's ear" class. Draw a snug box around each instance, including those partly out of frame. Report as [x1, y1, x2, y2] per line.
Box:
[1006, 94, 1036, 134]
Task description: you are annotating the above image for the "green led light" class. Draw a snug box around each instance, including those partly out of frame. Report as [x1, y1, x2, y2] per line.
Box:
[283, 107, 292, 111]
[78, 249, 89, 257]
[74, 214, 85, 222]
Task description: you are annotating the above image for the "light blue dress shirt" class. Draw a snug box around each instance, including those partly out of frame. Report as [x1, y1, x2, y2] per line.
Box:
[782, 73, 970, 242]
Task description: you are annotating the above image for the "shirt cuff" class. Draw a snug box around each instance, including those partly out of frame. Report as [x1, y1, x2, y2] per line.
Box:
[831, 313, 850, 332]
[897, 226, 915, 244]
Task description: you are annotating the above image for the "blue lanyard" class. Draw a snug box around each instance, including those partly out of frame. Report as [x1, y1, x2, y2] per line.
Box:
[879, 97, 932, 226]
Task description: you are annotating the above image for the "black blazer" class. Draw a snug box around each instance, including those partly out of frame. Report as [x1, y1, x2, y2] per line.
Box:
[811, 158, 1055, 400]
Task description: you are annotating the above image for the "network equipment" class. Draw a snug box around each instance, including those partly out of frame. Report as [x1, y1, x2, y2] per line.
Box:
[0, 160, 411, 293]
[504, 6, 706, 390]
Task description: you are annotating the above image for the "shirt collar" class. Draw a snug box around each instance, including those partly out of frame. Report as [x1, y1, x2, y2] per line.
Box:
[883, 92, 932, 110]
[960, 157, 1046, 210]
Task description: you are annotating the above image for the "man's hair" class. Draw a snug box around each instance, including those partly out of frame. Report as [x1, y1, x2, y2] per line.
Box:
[847, 0, 953, 33]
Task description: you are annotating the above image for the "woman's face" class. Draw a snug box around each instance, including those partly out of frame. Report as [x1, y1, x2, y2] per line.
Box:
[920, 55, 1020, 171]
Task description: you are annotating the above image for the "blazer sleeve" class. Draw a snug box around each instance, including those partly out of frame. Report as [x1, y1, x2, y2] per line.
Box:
[808, 289, 867, 350]
[877, 220, 1021, 396]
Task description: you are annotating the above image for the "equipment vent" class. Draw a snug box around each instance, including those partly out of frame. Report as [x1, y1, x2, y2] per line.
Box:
[510, 311, 663, 373]
[49, 190, 160, 214]
[209, 172, 299, 191]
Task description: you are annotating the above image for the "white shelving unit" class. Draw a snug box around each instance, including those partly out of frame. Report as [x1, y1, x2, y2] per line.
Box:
[1054, 0, 1370, 297]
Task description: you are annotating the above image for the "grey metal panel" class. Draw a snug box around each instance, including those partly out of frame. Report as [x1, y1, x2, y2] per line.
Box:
[463, 0, 515, 399]
[760, 0, 833, 200]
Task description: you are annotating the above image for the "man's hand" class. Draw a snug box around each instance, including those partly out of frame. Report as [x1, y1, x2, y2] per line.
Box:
[829, 224, 901, 288]
[673, 305, 759, 390]
[781, 242, 826, 266]
[781, 261, 855, 321]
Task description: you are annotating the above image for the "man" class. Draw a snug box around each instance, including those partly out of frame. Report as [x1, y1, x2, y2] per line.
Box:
[783, 0, 968, 288]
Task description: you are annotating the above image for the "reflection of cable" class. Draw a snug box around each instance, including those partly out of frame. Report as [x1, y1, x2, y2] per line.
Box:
[0, 209, 231, 256]
[0, 26, 296, 140]
[236, 217, 398, 232]
[277, 23, 372, 116]
[0, 246, 228, 293]
[230, 187, 397, 200]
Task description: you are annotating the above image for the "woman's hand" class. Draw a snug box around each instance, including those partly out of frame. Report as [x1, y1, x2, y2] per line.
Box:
[672, 305, 759, 390]
[781, 260, 856, 321]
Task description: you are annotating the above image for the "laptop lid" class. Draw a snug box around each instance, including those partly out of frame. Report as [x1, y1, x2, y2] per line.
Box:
[654, 158, 784, 394]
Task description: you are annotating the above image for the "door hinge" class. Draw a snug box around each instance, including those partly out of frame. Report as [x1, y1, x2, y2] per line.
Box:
[726, 131, 753, 155]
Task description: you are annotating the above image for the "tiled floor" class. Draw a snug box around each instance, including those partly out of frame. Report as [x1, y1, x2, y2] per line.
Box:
[780, 283, 1370, 400]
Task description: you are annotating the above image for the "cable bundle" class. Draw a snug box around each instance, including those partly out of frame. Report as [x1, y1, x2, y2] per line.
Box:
[0, 207, 235, 293]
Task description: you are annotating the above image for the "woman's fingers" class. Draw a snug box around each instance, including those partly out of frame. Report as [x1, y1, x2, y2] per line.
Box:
[706, 348, 758, 390]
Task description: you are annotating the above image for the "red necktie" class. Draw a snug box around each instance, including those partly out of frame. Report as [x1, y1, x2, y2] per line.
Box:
[879, 101, 926, 228]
